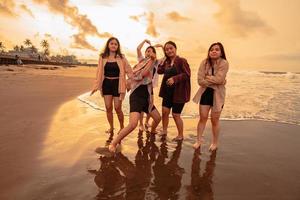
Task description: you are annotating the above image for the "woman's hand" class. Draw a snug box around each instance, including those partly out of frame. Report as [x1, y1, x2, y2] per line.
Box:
[144, 39, 151, 45]
[90, 88, 98, 96]
[166, 77, 174, 86]
[153, 44, 163, 48]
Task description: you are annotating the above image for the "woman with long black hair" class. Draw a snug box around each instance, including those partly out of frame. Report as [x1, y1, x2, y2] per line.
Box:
[91, 37, 132, 134]
[192, 42, 229, 151]
[157, 41, 191, 141]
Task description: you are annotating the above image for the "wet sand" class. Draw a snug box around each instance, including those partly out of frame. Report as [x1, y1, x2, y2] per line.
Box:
[0, 65, 95, 200]
[1, 65, 300, 200]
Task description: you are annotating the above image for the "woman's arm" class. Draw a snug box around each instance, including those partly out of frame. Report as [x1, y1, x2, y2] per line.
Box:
[157, 57, 167, 74]
[153, 44, 164, 64]
[172, 58, 191, 83]
[90, 56, 103, 95]
[137, 39, 150, 61]
[198, 60, 212, 87]
[132, 59, 154, 80]
[123, 57, 133, 79]
[205, 60, 229, 85]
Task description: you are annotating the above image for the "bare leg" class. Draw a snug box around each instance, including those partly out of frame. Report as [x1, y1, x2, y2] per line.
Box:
[172, 112, 184, 140]
[193, 105, 210, 149]
[145, 114, 151, 128]
[148, 108, 161, 133]
[104, 95, 114, 133]
[146, 94, 154, 128]
[139, 112, 145, 131]
[113, 97, 124, 132]
[210, 111, 221, 151]
[109, 112, 140, 152]
[161, 106, 170, 135]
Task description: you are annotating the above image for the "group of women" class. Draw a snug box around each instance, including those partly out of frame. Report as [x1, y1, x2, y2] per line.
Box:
[90, 37, 229, 153]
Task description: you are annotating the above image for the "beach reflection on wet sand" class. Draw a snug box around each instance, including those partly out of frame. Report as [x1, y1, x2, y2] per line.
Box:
[91, 131, 217, 200]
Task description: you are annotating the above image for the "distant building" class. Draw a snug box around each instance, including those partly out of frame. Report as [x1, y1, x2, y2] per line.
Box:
[8, 47, 43, 60]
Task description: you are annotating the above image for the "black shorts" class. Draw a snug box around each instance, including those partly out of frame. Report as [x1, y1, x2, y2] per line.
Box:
[162, 98, 185, 114]
[130, 85, 152, 113]
[102, 78, 120, 97]
[200, 87, 214, 106]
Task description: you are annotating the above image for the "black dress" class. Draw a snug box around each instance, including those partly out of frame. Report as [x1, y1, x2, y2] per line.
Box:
[200, 67, 214, 106]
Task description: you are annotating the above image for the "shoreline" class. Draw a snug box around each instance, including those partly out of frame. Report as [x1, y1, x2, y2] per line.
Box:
[77, 91, 300, 126]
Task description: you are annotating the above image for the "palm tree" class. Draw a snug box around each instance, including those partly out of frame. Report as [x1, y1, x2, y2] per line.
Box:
[41, 40, 50, 56]
[43, 48, 50, 56]
[14, 45, 20, 52]
[20, 45, 25, 52]
[31, 45, 38, 54]
[24, 39, 32, 48]
[41, 40, 49, 49]
[0, 42, 5, 52]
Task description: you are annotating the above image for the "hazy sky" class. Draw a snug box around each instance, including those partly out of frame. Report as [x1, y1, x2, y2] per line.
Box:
[1, 0, 299, 71]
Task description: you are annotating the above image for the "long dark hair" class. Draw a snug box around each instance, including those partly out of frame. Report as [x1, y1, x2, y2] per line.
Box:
[206, 42, 226, 67]
[163, 41, 177, 60]
[100, 37, 123, 58]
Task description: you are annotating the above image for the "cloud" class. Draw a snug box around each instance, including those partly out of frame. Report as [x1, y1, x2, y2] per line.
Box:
[71, 33, 97, 51]
[32, 0, 111, 50]
[92, 0, 119, 7]
[213, 0, 274, 37]
[129, 15, 141, 22]
[44, 33, 60, 43]
[34, 32, 59, 43]
[166, 11, 190, 22]
[0, 0, 17, 17]
[20, 4, 34, 18]
[130, 12, 159, 38]
[146, 12, 159, 37]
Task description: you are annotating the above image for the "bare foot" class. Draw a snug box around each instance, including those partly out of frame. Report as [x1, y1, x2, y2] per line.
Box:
[145, 123, 151, 130]
[149, 130, 158, 134]
[193, 142, 201, 149]
[139, 124, 145, 131]
[209, 143, 218, 151]
[105, 128, 114, 134]
[172, 136, 184, 142]
[158, 130, 167, 136]
[193, 136, 204, 149]
[108, 144, 117, 153]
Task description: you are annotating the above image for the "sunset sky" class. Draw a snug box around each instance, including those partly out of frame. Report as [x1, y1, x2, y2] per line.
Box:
[1, 0, 299, 71]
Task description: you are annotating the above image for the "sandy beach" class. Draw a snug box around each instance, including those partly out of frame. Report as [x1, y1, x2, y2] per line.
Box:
[0, 65, 300, 200]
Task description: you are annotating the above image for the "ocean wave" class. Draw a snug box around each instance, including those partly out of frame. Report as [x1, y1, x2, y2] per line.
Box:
[229, 70, 300, 79]
[77, 92, 300, 126]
